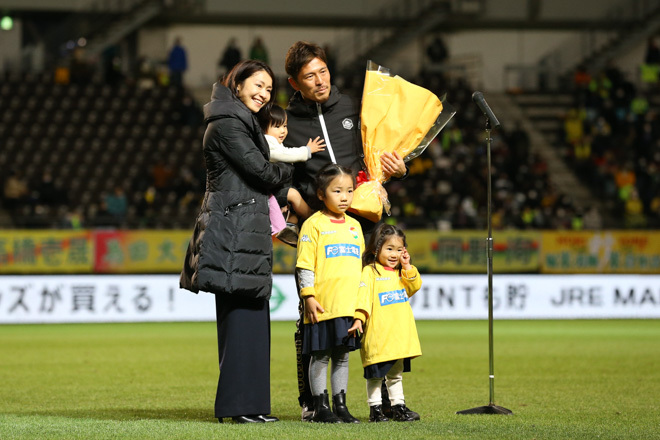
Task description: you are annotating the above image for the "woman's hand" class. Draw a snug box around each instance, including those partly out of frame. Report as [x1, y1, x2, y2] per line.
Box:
[304, 296, 324, 324]
[401, 247, 412, 270]
[347, 319, 363, 337]
[307, 136, 326, 154]
[380, 151, 406, 179]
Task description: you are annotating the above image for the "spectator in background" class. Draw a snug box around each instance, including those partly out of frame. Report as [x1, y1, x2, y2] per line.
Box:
[507, 121, 531, 165]
[102, 45, 124, 86]
[323, 44, 337, 77]
[426, 35, 448, 65]
[249, 37, 269, 63]
[168, 36, 188, 87]
[573, 64, 591, 103]
[3, 170, 29, 211]
[644, 37, 660, 65]
[35, 170, 67, 206]
[70, 46, 92, 84]
[178, 92, 204, 127]
[91, 200, 116, 228]
[219, 38, 242, 76]
[151, 159, 174, 192]
[61, 207, 85, 230]
[642, 37, 660, 87]
[625, 187, 646, 228]
[173, 167, 200, 208]
[105, 186, 128, 223]
[583, 205, 603, 230]
[136, 56, 158, 89]
[136, 185, 158, 228]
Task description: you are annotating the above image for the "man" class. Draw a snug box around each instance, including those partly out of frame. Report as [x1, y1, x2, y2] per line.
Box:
[167, 37, 188, 88]
[283, 41, 407, 421]
[219, 37, 242, 75]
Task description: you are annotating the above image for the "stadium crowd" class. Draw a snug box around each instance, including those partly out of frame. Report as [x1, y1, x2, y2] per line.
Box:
[560, 59, 660, 229]
[1, 41, 656, 231]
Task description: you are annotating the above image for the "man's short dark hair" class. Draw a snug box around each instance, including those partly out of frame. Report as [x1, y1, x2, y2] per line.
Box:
[285, 41, 328, 81]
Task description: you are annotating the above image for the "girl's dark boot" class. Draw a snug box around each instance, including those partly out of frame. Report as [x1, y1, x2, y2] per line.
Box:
[369, 405, 389, 422]
[311, 390, 342, 423]
[391, 404, 416, 422]
[332, 390, 359, 423]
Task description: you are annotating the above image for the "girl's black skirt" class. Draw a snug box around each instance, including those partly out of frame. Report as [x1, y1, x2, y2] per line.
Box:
[302, 316, 360, 354]
[364, 358, 412, 379]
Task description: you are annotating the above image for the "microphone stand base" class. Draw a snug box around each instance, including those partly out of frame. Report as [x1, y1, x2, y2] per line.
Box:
[456, 404, 513, 415]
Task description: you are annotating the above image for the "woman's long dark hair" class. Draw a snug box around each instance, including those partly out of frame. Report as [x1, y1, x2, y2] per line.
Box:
[362, 223, 408, 273]
[223, 59, 276, 116]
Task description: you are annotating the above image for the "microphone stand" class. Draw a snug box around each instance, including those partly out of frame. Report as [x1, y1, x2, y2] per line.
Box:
[456, 118, 512, 415]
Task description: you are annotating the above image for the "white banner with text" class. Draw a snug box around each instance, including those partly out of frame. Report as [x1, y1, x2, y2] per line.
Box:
[0, 274, 658, 324]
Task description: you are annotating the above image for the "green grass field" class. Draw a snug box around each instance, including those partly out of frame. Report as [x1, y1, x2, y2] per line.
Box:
[1, 320, 659, 439]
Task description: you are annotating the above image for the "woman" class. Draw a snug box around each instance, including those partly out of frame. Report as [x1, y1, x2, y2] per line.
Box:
[180, 60, 293, 424]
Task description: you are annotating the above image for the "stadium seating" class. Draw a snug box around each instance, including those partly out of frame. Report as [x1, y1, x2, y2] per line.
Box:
[0, 72, 205, 229]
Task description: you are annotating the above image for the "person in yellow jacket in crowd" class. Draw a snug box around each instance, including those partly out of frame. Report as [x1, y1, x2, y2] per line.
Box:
[348, 224, 422, 422]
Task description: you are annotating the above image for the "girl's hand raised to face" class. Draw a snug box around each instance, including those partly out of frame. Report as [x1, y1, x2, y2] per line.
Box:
[400, 247, 412, 270]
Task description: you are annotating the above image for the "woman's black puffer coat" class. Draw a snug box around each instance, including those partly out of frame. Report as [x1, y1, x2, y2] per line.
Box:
[180, 83, 293, 299]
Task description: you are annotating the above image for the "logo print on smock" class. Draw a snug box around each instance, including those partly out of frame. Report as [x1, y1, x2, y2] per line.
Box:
[325, 244, 360, 258]
[379, 289, 408, 306]
[342, 118, 353, 130]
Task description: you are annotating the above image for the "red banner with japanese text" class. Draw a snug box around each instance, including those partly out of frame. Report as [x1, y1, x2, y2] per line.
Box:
[94, 231, 191, 273]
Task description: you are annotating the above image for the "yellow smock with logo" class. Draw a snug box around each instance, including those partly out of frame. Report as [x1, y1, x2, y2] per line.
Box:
[296, 211, 365, 324]
[354, 263, 422, 367]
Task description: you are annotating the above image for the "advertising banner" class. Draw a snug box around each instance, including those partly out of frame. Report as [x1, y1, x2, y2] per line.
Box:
[275, 231, 540, 274]
[541, 231, 660, 274]
[1, 230, 659, 275]
[0, 231, 94, 274]
[1, 274, 657, 324]
[405, 230, 539, 273]
[407, 274, 660, 319]
[94, 231, 192, 273]
[0, 275, 299, 324]
[273, 240, 297, 274]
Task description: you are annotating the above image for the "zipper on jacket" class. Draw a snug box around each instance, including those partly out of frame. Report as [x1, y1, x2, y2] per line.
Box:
[224, 198, 256, 215]
[317, 102, 337, 164]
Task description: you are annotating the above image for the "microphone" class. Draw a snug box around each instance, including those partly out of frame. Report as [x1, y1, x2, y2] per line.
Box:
[472, 91, 501, 129]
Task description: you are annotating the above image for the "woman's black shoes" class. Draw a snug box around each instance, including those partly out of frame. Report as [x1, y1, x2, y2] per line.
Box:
[231, 415, 264, 423]
[219, 414, 279, 424]
[256, 414, 279, 422]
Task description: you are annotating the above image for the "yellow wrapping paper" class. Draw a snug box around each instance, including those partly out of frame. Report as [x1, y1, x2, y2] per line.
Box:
[349, 66, 444, 222]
